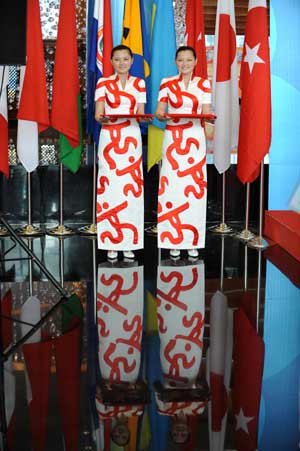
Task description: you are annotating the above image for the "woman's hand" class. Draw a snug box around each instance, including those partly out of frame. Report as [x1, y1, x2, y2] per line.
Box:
[155, 112, 169, 122]
[96, 114, 110, 123]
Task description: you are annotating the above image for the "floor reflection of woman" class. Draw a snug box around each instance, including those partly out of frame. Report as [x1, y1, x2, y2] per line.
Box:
[95, 44, 146, 261]
[156, 46, 212, 259]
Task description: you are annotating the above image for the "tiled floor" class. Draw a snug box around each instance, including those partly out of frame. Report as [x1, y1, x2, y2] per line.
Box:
[0, 228, 299, 450]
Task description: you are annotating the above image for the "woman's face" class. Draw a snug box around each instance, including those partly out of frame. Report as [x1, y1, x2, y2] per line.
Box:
[111, 49, 133, 75]
[176, 50, 197, 76]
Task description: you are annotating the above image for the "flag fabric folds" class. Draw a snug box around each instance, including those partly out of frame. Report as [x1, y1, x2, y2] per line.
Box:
[147, 0, 177, 171]
[17, 0, 49, 173]
[122, 0, 150, 79]
[185, 0, 207, 78]
[51, 0, 83, 173]
[87, 0, 113, 143]
[0, 66, 9, 178]
[212, 0, 239, 174]
[237, 0, 271, 183]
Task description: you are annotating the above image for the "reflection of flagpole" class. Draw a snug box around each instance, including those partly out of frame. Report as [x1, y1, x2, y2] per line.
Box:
[220, 236, 225, 291]
[256, 250, 262, 333]
[59, 238, 64, 288]
[244, 244, 248, 292]
[28, 240, 33, 296]
[93, 238, 97, 318]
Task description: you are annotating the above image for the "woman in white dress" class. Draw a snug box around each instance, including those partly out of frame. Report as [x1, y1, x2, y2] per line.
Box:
[156, 46, 212, 259]
[95, 45, 146, 261]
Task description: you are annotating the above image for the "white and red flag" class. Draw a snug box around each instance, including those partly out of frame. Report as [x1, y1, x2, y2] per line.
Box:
[237, 0, 271, 183]
[185, 0, 207, 78]
[0, 66, 9, 178]
[17, 0, 49, 173]
[232, 306, 264, 451]
[207, 291, 233, 451]
[212, 0, 239, 174]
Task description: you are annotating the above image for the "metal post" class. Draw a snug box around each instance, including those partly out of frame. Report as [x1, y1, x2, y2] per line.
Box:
[220, 236, 225, 291]
[18, 172, 43, 236]
[256, 250, 262, 332]
[209, 172, 233, 234]
[235, 183, 255, 241]
[79, 143, 97, 235]
[47, 163, 75, 236]
[248, 161, 268, 249]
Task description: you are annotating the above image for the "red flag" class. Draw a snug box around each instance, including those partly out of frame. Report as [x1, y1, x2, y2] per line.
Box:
[237, 0, 271, 183]
[212, 0, 239, 174]
[17, 0, 49, 173]
[103, 0, 114, 77]
[51, 0, 80, 149]
[23, 341, 52, 451]
[232, 308, 264, 451]
[0, 66, 9, 178]
[54, 323, 81, 451]
[185, 0, 207, 78]
[1, 289, 12, 349]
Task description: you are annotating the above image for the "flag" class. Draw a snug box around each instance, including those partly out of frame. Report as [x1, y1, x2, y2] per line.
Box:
[212, 0, 239, 174]
[122, 0, 150, 79]
[147, 0, 177, 171]
[0, 66, 9, 178]
[51, 0, 83, 173]
[110, 0, 126, 46]
[87, 0, 113, 143]
[237, 0, 271, 183]
[16, 0, 49, 173]
[185, 0, 207, 78]
[232, 308, 264, 451]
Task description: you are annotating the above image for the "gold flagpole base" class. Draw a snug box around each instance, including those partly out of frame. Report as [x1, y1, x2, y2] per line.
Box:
[209, 222, 233, 234]
[78, 224, 97, 235]
[247, 236, 269, 250]
[17, 224, 44, 237]
[145, 224, 158, 235]
[47, 224, 76, 237]
[0, 226, 9, 237]
[234, 229, 256, 242]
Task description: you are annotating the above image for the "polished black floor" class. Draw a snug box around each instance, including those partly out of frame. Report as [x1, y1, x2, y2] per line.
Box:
[1, 227, 300, 451]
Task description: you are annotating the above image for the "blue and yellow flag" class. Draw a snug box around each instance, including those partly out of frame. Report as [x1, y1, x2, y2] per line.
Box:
[147, 0, 177, 170]
[122, 0, 150, 79]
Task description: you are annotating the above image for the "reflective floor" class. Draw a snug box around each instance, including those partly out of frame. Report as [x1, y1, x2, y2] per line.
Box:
[1, 229, 300, 451]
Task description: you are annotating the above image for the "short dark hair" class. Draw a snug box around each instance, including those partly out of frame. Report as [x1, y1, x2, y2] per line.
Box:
[111, 44, 133, 59]
[175, 45, 197, 59]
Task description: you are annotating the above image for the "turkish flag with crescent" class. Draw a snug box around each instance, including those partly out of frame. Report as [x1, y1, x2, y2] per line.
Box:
[232, 306, 264, 451]
[185, 0, 207, 78]
[237, 0, 271, 183]
[212, 0, 239, 174]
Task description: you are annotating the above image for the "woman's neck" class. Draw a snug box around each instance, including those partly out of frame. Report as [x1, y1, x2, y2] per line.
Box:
[181, 73, 192, 89]
[117, 73, 129, 89]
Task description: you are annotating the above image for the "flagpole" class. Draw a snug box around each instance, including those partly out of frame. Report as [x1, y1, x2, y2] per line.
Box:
[220, 235, 225, 291]
[256, 249, 262, 333]
[79, 142, 97, 235]
[247, 161, 268, 249]
[17, 172, 44, 236]
[244, 244, 248, 291]
[59, 237, 64, 288]
[47, 163, 76, 236]
[234, 183, 255, 241]
[209, 172, 233, 234]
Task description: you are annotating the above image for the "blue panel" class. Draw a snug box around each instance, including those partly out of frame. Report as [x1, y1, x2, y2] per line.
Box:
[258, 262, 300, 450]
[268, 0, 300, 210]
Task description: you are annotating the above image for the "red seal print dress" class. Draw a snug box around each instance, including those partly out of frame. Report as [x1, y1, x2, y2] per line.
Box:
[155, 262, 206, 416]
[96, 264, 144, 423]
[95, 74, 146, 250]
[157, 75, 211, 249]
